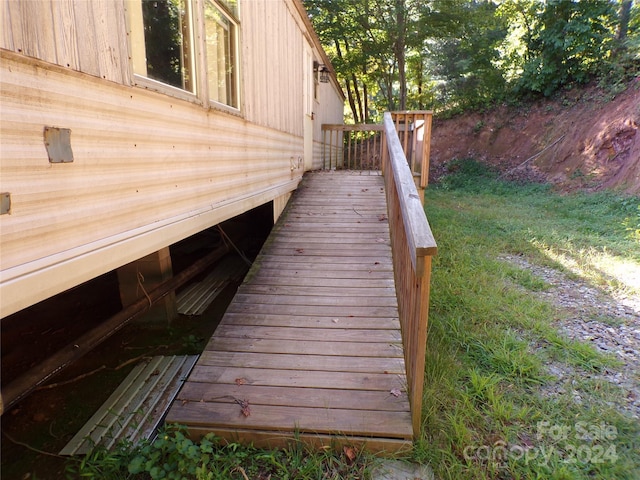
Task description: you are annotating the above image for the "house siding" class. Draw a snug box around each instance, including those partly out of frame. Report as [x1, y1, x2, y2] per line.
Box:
[0, 0, 344, 317]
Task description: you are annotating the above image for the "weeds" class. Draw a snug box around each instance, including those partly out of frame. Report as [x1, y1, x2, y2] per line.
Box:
[417, 159, 639, 479]
[66, 426, 375, 479]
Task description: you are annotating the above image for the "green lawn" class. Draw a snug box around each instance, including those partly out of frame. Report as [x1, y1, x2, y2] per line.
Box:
[415, 159, 640, 479]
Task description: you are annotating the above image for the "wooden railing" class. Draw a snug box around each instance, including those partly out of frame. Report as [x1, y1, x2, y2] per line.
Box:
[381, 112, 437, 438]
[390, 111, 433, 189]
[321, 124, 385, 170]
[322, 111, 433, 193]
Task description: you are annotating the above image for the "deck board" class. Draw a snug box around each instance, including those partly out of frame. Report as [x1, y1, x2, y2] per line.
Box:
[166, 171, 413, 452]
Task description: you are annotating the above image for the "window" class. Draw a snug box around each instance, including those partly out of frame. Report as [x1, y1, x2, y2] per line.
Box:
[204, 1, 239, 108]
[131, 0, 196, 93]
[128, 0, 240, 109]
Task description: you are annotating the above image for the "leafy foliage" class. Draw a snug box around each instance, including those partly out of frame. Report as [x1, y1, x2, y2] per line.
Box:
[67, 425, 374, 480]
[426, 0, 509, 111]
[515, 0, 618, 96]
[304, 0, 640, 118]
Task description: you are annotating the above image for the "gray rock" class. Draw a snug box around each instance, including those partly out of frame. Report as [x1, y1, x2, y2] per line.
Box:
[371, 460, 434, 480]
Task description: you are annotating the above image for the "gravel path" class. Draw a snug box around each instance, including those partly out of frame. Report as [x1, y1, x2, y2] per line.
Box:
[501, 254, 640, 419]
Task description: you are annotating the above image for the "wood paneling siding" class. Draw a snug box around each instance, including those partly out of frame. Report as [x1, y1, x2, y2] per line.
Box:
[1, 0, 130, 85]
[0, 0, 345, 318]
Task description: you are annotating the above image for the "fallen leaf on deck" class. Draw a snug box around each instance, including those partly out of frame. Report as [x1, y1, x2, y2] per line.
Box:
[236, 398, 251, 417]
[235, 377, 247, 385]
[390, 388, 402, 397]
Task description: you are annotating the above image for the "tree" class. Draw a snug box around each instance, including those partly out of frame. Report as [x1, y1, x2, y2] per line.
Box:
[305, 0, 422, 120]
[514, 0, 617, 96]
[425, 0, 508, 110]
[305, 0, 635, 118]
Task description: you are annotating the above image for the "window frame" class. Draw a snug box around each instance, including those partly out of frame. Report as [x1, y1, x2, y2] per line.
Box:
[203, 0, 241, 112]
[126, 0, 241, 114]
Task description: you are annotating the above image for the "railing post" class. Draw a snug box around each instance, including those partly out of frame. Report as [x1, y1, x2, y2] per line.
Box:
[409, 256, 432, 437]
[421, 113, 432, 189]
[381, 129, 388, 175]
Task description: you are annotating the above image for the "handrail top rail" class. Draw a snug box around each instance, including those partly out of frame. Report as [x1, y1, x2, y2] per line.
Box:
[321, 124, 385, 131]
[383, 112, 437, 271]
[390, 110, 434, 115]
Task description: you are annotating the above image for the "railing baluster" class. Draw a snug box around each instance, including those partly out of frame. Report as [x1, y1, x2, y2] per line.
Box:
[328, 130, 334, 170]
[410, 113, 418, 174]
[322, 128, 327, 170]
[346, 131, 351, 169]
[422, 114, 432, 188]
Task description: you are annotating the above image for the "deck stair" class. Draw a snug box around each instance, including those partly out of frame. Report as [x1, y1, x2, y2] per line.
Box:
[165, 171, 414, 453]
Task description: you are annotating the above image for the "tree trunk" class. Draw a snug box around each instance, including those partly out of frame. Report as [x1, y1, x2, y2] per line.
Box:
[395, 0, 407, 110]
[616, 0, 632, 42]
[352, 73, 364, 123]
[417, 56, 424, 110]
[363, 82, 370, 123]
[335, 39, 360, 123]
[345, 77, 360, 124]
[343, 40, 364, 123]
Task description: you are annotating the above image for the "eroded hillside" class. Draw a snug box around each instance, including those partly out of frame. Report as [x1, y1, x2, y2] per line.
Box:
[430, 80, 640, 195]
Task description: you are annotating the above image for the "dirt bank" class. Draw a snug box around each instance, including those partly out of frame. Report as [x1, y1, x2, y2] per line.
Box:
[430, 80, 640, 195]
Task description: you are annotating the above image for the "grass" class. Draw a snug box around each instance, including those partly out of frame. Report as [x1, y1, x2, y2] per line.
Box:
[415, 159, 639, 479]
[67, 159, 639, 479]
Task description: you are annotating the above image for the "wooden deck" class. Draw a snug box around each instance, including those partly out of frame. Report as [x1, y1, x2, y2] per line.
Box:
[166, 170, 413, 453]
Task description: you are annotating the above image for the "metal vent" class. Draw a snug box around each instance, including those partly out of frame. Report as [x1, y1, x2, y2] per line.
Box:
[44, 126, 74, 163]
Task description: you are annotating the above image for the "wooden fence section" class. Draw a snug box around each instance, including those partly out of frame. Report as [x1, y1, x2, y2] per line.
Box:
[166, 171, 414, 453]
[381, 112, 437, 438]
[321, 124, 385, 170]
[390, 111, 433, 189]
[322, 111, 432, 189]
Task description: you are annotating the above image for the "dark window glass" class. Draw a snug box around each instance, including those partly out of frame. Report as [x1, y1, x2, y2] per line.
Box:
[142, 0, 194, 92]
